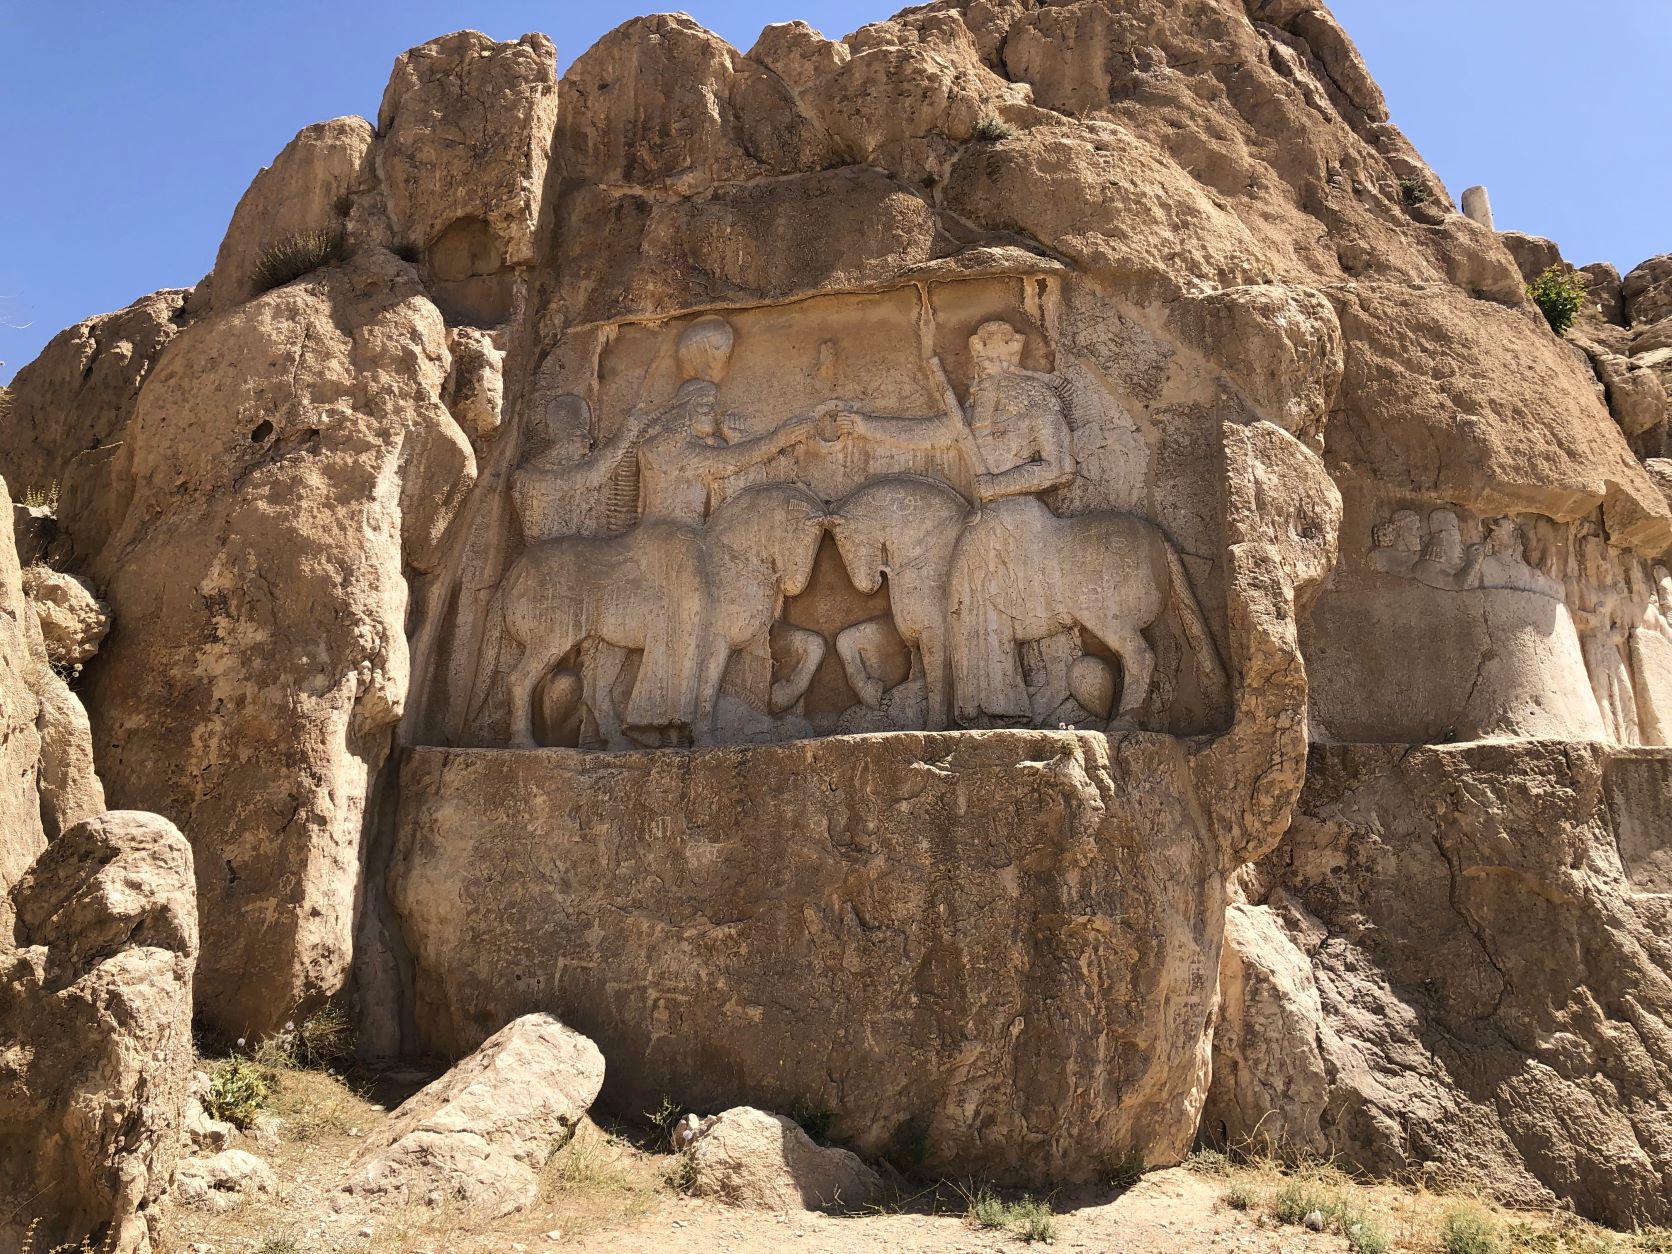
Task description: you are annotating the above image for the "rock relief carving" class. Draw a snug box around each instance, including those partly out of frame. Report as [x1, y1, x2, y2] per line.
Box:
[1368, 503, 1672, 746]
[497, 311, 1227, 748]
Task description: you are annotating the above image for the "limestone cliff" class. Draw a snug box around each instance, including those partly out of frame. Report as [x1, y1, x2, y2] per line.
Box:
[3, 0, 1670, 1227]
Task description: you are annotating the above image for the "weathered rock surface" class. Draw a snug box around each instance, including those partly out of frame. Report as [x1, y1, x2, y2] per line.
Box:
[67, 259, 475, 1038]
[1208, 742, 1672, 1228]
[0, 811, 198, 1253]
[0, 289, 194, 565]
[174, 1149, 278, 1214]
[394, 732, 1235, 1186]
[4, 0, 1672, 1229]
[21, 565, 110, 670]
[338, 1012, 603, 1216]
[183, 1071, 237, 1153]
[687, 1106, 883, 1211]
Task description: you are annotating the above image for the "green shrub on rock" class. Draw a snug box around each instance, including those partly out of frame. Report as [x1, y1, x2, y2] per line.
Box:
[1528, 264, 1588, 335]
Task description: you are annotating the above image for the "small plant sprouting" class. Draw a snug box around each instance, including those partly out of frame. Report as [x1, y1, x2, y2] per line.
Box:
[788, 1098, 835, 1144]
[967, 1185, 1009, 1229]
[972, 114, 1016, 143]
[1346, 1213, 1392, 1254]
[205, 1056, 273, 1129]
[1441, 1205, 1504, 1254]
[643, 1095, 683, 1150]
[1527, 264, 1589, 336]
[1398, 173, 1433, 206]
[1223, 1182, 1258, 1211]
[251, 227, 345, 295]
[21, 482, 58, 511]
[962, 1187, 1057, 1242]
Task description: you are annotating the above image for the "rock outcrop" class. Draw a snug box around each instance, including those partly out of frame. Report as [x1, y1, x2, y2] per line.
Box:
[1210, 742, 1672, 1228]
[4, 0, 1672, 1231]
[686, 1107, 883, 1212]
[338, 1012, 603, 1217]
[173, 1149, 278, 1215]
[0, 811, 198, 1253]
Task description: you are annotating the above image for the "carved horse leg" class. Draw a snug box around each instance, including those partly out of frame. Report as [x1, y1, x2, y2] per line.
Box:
[506, 625, 581, 749]
[692, 634, 737, 748]
[585, 642, 630, 750]
[1080, 614, 1154, 730]
[918, 630, 950, 731]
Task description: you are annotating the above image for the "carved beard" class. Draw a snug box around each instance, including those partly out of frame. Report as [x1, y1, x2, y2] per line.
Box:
[968, 371, 1047, 433]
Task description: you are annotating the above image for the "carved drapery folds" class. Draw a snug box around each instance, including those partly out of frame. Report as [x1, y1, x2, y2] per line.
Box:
[470, 284, 1230, 750]
[1355, 504, 1672, 746]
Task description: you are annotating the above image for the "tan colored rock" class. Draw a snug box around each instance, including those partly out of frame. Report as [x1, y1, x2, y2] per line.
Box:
[184, 1071, 237, 1153]
[21, 565, 109, 670]
[561, 15, 831, 194]
[0, 485, 49, 891]
[443, 326, 505, 442]
[1201, 900, 1328, 1153]
[1326, 282, 1669, 549]
[1581, 261, 1626, 327]
[1212, 742, 1672, 1227]
[1592, 349, 1668, 438]
[0, 811, 198, 1253]
[75, 256, 475, 1037]
[1625, 253, 1672, 329]
[1169, 284, 1344, 442]
[379, 31, 559, 280]
[1500, 230, 1563, 284]
[174, 1149, 278, 1214]
[0, 289, 192, 563]
[687, 1106, 882, 1211]
[35, 673, 106, 841]
[339, 1012, 603, 1217]
[394, 732, 1236, 1187]
[212, 116, 376, 310]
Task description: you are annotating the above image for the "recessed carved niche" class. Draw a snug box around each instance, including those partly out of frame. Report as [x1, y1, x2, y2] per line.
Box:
[446, 275, 1229, 751]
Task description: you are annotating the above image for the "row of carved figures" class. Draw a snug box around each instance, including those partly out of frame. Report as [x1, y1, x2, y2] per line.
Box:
[494, 316, 1225, 748]
[1371, 506, 1672, 744]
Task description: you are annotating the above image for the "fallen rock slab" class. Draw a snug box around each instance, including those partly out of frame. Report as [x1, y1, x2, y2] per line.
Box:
[338, 1012, 603, 1217]
[688, 1107, 882, 1212]
[174, 1149, 278, 1214]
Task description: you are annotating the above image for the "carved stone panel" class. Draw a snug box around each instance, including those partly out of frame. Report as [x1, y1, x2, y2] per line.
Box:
[447, 276, 1230, 750]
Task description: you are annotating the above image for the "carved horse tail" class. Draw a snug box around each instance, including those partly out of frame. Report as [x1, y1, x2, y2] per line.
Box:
[1161, 540, 1227, 701]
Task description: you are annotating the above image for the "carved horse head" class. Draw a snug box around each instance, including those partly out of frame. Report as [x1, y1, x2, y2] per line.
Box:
[829, 475, 970, 594]
[706, 481, 828, 599]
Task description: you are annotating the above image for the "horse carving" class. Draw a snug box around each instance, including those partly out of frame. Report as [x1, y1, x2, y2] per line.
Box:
[499, 481, 826, 749]
[946, 497, 1226, 729]
[827, 475, 970, 731]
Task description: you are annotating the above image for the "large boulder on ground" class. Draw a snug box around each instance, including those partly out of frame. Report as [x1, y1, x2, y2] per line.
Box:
[0, 811, 198, 1254]
[687, 1106, 883, 1212]
[338, 1012, 604, 1217]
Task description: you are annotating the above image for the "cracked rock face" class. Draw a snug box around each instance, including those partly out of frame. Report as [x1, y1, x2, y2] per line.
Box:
[1211, 742, 1672, 1228]
[0, 811, 198, 1254]
[2, 0, 1670, 1225]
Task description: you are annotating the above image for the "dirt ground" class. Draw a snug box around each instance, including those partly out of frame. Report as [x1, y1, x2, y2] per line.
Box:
[156, 1061, 1669, 1254]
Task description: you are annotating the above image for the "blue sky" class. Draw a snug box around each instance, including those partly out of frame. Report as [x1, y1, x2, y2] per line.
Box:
[2, 1, 1667, 382]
